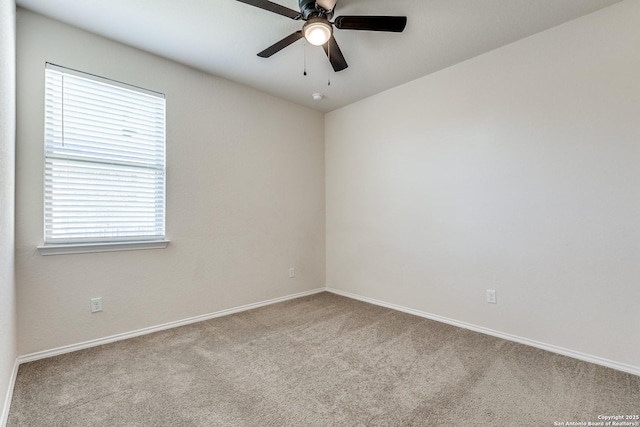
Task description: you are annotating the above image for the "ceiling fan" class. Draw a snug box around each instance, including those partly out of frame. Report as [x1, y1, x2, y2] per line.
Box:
[236, 0, 407, 72]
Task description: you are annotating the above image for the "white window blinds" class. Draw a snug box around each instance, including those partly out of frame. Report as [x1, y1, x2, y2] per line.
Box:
[44, 63, 166, 244]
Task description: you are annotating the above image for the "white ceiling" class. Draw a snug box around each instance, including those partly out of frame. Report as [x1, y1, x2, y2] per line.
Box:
[16, 0, 621, 112]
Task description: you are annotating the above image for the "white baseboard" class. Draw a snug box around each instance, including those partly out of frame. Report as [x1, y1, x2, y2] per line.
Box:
[1, 358, 19, 427]
[326, 287, 640, 377]
[18, 287, 325, 364]
[14, 285, 639, 378]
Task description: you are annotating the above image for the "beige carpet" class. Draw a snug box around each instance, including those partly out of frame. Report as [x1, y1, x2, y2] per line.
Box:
[8, 292, 640, 426]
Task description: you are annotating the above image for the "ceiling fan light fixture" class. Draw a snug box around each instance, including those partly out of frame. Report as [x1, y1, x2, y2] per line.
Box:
[303, 18, 332, 46]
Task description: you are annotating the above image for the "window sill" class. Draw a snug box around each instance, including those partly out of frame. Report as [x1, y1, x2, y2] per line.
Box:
[37, 240, 170, 256]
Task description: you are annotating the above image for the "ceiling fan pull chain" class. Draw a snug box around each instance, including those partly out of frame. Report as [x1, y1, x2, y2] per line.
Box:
[327, 40, 331, 86]
[303, 41, 307, 76]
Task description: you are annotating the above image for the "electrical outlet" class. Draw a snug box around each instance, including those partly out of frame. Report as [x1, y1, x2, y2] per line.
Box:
[289, 267, 295, 278]
[91, 297, 103, 313]
[486, 290, 497, 304]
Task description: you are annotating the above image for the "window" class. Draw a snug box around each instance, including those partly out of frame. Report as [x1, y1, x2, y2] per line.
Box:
[39, 63, 168, 255]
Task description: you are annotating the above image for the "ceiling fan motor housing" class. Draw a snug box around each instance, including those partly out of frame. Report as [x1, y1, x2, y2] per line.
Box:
[298, 0, 332, 19]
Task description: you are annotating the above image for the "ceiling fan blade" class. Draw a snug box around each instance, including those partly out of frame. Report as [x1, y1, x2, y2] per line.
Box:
[316, 0, 337, 12]
[258, 31, 304, 58]
[334, 16, 407, 32]
[236, 0, 301, 19]
[322, 35, 348, 72]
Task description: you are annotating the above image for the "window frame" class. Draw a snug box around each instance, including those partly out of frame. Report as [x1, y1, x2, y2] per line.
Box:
[38, 63, 169, 255]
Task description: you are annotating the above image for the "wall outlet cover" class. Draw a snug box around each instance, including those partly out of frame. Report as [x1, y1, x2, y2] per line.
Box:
[486, 290, 497, 304]
[91, 297, 103, 313]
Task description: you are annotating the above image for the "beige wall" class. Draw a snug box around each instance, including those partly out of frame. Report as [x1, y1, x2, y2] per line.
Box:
[0, 0, 17, 422]
[12, 0, 639, 377]
[326, 0, 640, 370]
[15, 9, 325, 356]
